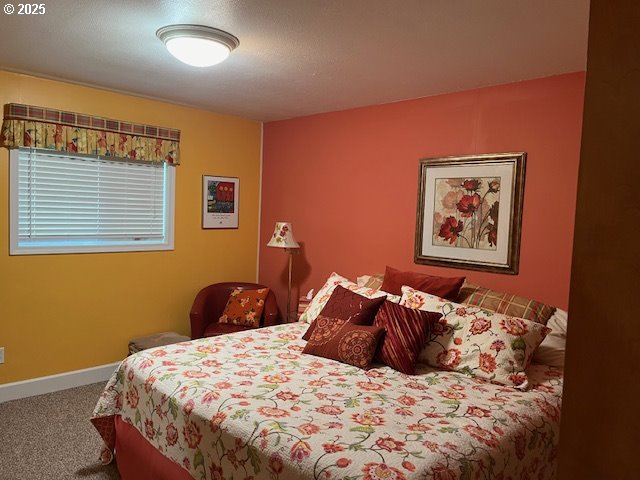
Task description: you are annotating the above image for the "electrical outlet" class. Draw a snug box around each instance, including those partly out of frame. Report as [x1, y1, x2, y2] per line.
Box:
[0, 347, 4, 364]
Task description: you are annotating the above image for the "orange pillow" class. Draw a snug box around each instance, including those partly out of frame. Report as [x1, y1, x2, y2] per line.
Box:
[219, 288, 269, 328]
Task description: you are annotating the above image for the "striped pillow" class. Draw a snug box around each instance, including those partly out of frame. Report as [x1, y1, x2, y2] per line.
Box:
[373, 300, 441, 375]
[456, 282, 555, 325]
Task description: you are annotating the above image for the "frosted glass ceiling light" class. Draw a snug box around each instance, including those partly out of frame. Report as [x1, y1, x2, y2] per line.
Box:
[156, 25, 239, 67]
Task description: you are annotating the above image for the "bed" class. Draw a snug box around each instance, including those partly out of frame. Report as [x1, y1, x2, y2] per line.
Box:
[92, 321, 563, 480]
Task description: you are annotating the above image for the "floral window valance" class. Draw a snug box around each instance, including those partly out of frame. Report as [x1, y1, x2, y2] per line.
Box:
[0, 103, 180, 165]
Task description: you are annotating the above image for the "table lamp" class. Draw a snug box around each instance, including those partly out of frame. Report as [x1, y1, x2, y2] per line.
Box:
[267, 222, 300, 322]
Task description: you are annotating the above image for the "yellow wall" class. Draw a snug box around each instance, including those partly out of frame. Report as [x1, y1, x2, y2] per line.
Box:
[0, 71, 262, 384]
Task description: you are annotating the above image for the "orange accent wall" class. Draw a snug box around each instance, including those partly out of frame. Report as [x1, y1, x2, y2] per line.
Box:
[259, 73, 585, 314]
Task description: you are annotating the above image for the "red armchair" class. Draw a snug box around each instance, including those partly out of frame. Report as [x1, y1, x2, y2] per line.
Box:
[190, 282, 281, 339]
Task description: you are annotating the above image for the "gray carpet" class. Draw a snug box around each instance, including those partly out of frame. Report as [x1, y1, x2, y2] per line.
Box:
[0, 382, 120, 480]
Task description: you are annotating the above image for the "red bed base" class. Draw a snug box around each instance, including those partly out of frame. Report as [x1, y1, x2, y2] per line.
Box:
[114, 416, 193, 480]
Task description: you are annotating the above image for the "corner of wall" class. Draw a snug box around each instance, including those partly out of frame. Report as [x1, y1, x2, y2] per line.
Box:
[256, 121, 264, 283]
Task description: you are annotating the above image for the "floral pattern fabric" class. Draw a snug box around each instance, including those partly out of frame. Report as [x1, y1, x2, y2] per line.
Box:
[401, 286, 550, 389]
[432, 177, 500, 249]
[92, 323, 562, 480]
[219, 288, 269, 328]
[1, 103, 180, 164]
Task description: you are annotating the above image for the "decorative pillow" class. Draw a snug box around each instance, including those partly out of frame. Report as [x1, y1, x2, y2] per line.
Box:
[356, 273, 384, 290]
[401, 286, 550, 389]
[218, 288, 269, 328]
[298, 272, 399, 324]
[297, 296, 312, 321]
[373, 300, 441, 375]
[302, 317, 385, 369]
[456, 282, 555, 325]
[302, 286, 386, 340]
[380, 265, 465, 300]
[532, 308, 567, 368]
[298, 272, 351, 324]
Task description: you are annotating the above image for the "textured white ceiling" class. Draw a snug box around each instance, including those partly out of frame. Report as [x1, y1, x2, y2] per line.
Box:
[0, 0, 590, 121]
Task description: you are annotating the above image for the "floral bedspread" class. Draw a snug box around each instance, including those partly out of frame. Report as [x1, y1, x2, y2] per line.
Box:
[92, 323, 563, 480]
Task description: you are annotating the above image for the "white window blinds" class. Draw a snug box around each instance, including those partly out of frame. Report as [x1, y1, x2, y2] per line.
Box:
[10, 147, 175, 254]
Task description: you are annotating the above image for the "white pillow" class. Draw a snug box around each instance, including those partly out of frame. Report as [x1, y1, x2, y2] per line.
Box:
[532, 308, 567, 368]
[298, 272, 350, 323]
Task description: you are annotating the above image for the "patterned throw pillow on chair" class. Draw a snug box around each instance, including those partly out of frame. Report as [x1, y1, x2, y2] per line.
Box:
[219, 288, 270, 328]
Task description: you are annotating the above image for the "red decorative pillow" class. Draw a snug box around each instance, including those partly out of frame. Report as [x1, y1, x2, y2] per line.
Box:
[373, 300, 441, 375]
[302, 317, 385, 369]
[380, 265, 465, 300]
[302, 285, 386, 340]
[218, 288, 269, 328]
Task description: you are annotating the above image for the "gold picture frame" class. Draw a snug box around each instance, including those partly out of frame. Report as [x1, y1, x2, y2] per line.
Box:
[414, 152, 526, 274]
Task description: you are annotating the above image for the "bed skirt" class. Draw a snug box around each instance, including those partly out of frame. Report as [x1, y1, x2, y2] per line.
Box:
[115, 416, 192, 480]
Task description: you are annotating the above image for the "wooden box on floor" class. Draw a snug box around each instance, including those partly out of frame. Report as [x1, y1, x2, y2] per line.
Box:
[128, 332, 190, 355]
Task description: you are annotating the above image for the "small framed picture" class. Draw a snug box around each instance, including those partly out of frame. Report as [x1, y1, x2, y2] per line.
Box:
[415, 152, 526, 274]
[202, 176, 239, 229]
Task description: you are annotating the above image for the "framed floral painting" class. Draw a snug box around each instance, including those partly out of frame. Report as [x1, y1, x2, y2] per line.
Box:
[414, 152, 526, 274]
[202, 175, 239, 229]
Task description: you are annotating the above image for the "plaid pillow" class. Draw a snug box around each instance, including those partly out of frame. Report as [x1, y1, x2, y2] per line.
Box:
[456, 282, 555, 325]
[356, 273, 384, 290]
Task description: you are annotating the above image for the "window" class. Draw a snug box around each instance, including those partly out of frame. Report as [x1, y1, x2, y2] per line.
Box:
[10, 147, 175, 255]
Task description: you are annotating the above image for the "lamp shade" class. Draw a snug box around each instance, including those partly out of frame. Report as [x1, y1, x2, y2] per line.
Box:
[267, 222, 300, 249]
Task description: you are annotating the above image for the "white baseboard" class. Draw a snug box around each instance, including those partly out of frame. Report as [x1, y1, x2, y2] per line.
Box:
[0, 361, 121, 403]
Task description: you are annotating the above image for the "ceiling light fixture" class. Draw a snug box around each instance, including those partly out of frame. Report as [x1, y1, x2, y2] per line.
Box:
[156, 24, 239, 67]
